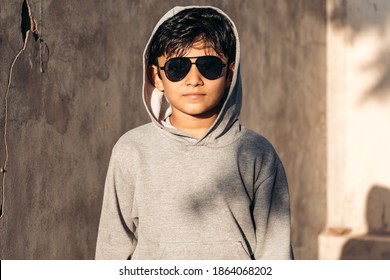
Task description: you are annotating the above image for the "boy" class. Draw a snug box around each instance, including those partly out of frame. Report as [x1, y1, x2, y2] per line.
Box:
[95, 6, 293, 260]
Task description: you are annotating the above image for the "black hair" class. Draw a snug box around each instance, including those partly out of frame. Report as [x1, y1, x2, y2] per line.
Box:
[147, 7, 236, 66]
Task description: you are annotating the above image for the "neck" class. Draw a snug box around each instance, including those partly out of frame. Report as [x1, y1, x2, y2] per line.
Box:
[170, 109, 218, 139]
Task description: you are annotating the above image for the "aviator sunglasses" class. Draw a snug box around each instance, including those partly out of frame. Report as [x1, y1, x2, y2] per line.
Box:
[159, 56, 227, 82]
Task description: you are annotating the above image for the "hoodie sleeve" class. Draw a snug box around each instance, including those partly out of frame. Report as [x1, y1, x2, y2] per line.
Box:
[253, 161, 294, 260]
[95, 145, 137, 259]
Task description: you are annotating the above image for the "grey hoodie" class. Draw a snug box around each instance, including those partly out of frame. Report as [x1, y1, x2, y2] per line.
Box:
[95, 6, 293, 260]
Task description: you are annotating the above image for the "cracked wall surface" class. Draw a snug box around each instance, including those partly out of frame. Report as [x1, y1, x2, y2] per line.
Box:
[0, 0, 326, 259]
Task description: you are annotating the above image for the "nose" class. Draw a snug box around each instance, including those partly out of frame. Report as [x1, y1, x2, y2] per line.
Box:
[184, 63, 204, 87]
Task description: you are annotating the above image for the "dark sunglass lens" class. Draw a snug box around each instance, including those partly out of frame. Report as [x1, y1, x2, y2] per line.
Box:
[165, 58, 191, 82]
[196, 56, 224, 80]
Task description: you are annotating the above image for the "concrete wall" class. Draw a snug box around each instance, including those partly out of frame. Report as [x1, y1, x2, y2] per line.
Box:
[0, 0, 326, 259]
[0, 0, 150, 259]
[238, 1, 326, 259]
[319, 0, 390, 259]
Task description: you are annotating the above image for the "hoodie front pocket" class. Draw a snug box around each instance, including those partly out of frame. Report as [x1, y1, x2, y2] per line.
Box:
[160, 241, 251, 260]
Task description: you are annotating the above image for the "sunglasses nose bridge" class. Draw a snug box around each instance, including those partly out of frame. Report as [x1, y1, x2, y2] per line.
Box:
[184, 60, 204, 85]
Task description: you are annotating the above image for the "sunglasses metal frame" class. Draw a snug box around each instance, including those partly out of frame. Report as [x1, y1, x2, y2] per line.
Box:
[159, 56, 227, 82]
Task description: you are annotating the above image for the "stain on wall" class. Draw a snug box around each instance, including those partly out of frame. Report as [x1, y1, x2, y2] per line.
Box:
[0, 0, 326, 259]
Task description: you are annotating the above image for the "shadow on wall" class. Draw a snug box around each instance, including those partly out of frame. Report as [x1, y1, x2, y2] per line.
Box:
[329, 0, 390, 102]
[341, 185, 390, 259]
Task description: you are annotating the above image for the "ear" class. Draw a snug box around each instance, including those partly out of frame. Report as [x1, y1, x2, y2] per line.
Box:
[148, 65, 165, 92]
[225, 62, 235, 88]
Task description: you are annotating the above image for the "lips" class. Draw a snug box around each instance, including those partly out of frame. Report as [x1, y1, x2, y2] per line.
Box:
[183, 93, 206, 100]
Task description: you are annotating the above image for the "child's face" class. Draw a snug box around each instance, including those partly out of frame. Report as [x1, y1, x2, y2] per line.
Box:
[151, 40, 234, 120]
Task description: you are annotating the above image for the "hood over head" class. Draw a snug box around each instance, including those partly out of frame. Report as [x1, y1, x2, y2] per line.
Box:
[142, 6, 242, 146]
